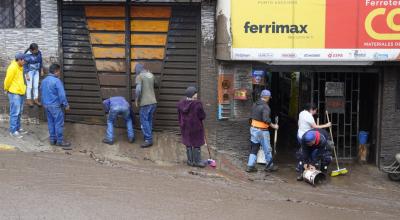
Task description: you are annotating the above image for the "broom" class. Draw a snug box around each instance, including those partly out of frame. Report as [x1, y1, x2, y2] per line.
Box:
[203, 127, 216, 168]
[326, 111, 348, 177]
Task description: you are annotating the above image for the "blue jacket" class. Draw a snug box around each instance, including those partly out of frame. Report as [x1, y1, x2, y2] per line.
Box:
[103, 96, 130, 113]
[40, 74, 69, 107]
[24, 50, 42, 73]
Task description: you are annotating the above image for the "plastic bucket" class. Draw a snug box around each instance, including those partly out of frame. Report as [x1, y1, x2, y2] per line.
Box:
[303, 169, 326, 186]
[358, 131, 369, 145]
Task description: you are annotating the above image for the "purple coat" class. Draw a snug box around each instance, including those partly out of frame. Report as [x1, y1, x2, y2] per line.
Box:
[177, 99, 206, 148]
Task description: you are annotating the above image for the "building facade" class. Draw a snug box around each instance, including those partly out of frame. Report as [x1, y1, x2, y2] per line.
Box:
[214, 0, 400, 166]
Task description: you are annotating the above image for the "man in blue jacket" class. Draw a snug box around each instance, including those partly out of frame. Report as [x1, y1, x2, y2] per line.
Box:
[40, 63, 71, 149]
[297, 128, 333, 181]
[102, 96, 135, 145]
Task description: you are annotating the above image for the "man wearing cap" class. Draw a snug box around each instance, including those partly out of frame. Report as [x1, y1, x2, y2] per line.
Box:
[177, 86, 207, 167]
[297, 128, 333, 181]
[246, 89, 279, 172]
[3, 53, 27, 138]
[41, 63, 72, 150]
[135, 63, 157, 148]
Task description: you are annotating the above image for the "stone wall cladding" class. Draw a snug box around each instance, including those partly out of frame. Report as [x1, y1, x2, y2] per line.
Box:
[380, 66, 400, 165]
[200, 2, 218, 146]
[0, 0, 58, 118]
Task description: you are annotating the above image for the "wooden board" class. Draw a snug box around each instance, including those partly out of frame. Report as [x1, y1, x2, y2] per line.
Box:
[90, 33, 125, 45]
[131, 34, 167, 46]
[131, 48, 164, 60]
[85, 6, 125, 17]
[92, 47, 125, 58]
[131, 6, 171, 18]
[101, 88, 128, 98]
[96, 60, 126, 72]
[98, 74, 127, 86]
[87, 19, 125, 31]
[131, 20, 169, 32]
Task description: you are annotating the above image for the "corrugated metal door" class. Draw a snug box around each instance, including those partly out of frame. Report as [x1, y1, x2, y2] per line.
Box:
[60, 3, 200, 129]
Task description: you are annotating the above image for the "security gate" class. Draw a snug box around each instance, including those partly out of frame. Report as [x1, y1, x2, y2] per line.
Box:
[60, 3, 200, 129]
[311, 72, 360, 159]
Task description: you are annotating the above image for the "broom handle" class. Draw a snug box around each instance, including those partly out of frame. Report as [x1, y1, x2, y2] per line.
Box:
[203, 125, 212, 159]
[273, 116, 278, 155]
[325, 111, 340, 170]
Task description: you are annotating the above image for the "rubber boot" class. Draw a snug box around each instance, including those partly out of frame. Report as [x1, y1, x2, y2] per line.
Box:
[192, 147, 206, 168]
[186, 147, 194, 166]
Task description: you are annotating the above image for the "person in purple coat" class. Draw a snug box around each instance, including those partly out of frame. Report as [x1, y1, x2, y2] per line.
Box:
[177, 87, 207, 168]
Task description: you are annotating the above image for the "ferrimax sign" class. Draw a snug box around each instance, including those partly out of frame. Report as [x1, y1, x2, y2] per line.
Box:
[231, 0, 400, 61]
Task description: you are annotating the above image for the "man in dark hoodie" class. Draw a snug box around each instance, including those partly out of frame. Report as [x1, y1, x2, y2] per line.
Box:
[177, 86, 207, 168]
[135, 63, 157, 148]
[246, 89, 279, 173]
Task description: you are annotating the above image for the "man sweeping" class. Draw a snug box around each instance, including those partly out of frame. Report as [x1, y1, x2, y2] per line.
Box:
[297, 128, 333, 181]
[246, 89, 279, 173]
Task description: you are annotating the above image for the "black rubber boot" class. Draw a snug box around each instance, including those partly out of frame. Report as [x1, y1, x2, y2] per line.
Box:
[192, 148, 206, 168]
[186, 147, 194, 166]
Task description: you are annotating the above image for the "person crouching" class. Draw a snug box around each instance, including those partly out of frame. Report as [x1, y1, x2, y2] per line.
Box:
[177, 87, 207, 168]
[297, 128, 333, 181]
[102, 96, 135, 145]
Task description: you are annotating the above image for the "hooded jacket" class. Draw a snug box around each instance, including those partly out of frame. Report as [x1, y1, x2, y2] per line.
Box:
[4, 60, 26, 95]
[24, 50, 42, 73]
[177, 99, 206, 148]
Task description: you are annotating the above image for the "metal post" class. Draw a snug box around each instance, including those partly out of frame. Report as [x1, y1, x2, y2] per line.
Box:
[125, 0, 132, 103]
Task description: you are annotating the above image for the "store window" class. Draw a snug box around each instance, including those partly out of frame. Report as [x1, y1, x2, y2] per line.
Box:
[0, 0, 41, 28]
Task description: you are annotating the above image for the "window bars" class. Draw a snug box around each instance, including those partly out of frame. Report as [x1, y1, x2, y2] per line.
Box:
[0, 0, 41, 28]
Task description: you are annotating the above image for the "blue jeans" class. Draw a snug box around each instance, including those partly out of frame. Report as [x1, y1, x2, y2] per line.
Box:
[45, 105, 65, 144]
[26, 70, 39, 100]
[8, 93, 24, 133]
[247, 127, 272, 167]
[106, 106, 134, 142]
[139, 104, 156, 142]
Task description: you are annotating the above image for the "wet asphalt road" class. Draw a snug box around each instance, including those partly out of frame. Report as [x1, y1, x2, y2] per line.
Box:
[0, 151, 399, 220]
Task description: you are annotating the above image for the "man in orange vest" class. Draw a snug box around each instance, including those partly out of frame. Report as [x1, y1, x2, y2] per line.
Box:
[246, 89, 279, 173]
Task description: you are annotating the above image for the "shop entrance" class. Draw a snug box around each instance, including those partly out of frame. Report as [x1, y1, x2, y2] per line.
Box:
[252, 65, 380, 163]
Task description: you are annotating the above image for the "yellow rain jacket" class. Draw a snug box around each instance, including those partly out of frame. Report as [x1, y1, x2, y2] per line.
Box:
[3, 60, 26, 95]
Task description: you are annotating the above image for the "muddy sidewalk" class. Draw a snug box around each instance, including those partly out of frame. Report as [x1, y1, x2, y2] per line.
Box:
[1, 121, 400, 219]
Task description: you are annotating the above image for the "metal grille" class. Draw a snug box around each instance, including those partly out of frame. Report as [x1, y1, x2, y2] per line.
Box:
[0, 0, 41, 28]
[397, 74, 400, 110]
[312, 72, 360, 159]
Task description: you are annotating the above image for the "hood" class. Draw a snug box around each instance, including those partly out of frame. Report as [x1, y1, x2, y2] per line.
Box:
[141, 71, 153, 78]
[178, 99, 196, 113]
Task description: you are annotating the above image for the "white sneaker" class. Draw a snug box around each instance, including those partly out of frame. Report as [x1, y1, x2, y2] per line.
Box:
[10, 131, 23, 139]
[18, 128, 28, 134]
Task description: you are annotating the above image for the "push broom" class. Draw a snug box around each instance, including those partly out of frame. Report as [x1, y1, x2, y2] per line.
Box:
[325, 111, 348, 177]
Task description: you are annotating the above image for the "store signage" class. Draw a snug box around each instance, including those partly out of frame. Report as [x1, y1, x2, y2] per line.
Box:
[325, 82, 345, 97]
[231, 0, 400, 61]
[326, 97, 346, 114]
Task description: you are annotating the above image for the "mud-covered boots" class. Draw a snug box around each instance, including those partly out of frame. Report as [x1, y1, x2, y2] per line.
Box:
[192, 147, 206, 168]
[186, 147, 194, 166]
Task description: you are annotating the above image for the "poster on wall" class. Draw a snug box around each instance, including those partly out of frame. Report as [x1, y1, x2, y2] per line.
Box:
[252, 70, 266, 85]
[231, 0, 400, 61]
